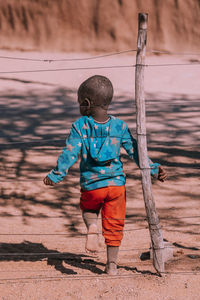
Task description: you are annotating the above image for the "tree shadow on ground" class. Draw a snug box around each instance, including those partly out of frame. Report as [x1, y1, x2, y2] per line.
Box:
[0, 85, 199, 234]
[0, 241, 104, 275]
[0, 241, 161, 276]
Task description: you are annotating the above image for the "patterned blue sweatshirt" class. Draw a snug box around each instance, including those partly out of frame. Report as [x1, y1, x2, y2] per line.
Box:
[48, 116, 160, 190]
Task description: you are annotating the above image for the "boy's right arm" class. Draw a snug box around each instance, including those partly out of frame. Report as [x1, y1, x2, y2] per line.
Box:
[43, 124, 82, 186]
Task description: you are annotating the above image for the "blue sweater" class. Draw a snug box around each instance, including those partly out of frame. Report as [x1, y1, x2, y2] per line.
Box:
[48, 116, 159, 190]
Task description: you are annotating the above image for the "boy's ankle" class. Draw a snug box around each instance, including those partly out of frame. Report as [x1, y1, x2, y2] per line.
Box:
[105, 245, 119, 275]
[105, 262, 118, 275]
[85, 223, 98, 254]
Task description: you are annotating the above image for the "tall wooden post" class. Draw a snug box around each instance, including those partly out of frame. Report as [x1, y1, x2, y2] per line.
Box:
[135, 13, 165, 274]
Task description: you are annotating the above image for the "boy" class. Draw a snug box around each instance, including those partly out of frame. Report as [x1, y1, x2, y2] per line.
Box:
[43, 75, 166, 275]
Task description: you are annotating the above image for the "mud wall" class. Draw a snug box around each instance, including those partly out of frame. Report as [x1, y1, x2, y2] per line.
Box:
[0, 0, 200, 52]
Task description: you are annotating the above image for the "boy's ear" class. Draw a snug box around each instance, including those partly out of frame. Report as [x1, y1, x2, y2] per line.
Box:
[85, 98, 91, 108]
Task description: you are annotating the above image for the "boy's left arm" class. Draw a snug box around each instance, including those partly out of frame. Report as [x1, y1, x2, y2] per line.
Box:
[121, 124, 167, 182]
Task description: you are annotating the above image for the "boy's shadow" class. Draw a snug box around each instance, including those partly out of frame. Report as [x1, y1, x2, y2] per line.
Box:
[0, 241, 105, 275]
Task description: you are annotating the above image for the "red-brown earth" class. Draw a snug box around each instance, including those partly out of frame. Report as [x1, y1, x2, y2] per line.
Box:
[0, 0, 200, 52]
[0, 50, 199, 299]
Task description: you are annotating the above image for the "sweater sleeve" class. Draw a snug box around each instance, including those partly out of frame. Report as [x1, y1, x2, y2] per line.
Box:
[47, 124, 82, 183]
[121, 124, 139, 167]
[121, 123, 160, 176]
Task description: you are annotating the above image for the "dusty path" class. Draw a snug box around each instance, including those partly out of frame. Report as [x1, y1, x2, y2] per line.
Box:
[0, 51, 200, 299]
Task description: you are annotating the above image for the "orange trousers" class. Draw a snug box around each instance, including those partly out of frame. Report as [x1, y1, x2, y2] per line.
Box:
[80, 185, 126, 246]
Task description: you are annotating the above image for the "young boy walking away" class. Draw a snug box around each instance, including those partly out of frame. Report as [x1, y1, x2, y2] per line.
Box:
[43, 75, 167, 275]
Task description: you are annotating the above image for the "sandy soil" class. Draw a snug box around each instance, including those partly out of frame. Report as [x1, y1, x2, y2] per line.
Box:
[0, 51, 200, 299]
[1, 0, 200, 53]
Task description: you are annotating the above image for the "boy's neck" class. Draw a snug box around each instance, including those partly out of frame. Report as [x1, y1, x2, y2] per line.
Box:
[90, 108, 109, 123]
[91, 113, 109, 123]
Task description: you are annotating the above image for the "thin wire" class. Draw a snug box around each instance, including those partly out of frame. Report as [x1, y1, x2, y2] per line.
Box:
[1, 134, 199, 146]
[0, 49, 137, 62]
[146, 62, 200, 67]
[0, 61, 199, 75]
[0, 271, 200, 284]
[0, 228, 199, 238]
[0, 135, 135, 145]
[0, 249, 151, 256]
[0, 228, 148, 236]
[0, 65, 134, 75]
[0, 48, 199, 64]
[0, 264, 155, 273]
[1, 173, 199, 183]
[0, 137, 132, 145]
[0, 138, 66, 146]
[0, 243, 197, 256]
[0, 215, 149, 228]
[148, 49, 200, 56]
[0, 214, 200, 220]
[0, 233, 83, 236]
[0, 101, 199, 109]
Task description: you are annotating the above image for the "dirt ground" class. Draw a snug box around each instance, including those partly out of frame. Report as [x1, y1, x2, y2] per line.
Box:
[0, 51, 200, 299]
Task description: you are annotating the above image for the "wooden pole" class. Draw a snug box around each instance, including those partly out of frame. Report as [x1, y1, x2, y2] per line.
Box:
[135, 13, 165, 274]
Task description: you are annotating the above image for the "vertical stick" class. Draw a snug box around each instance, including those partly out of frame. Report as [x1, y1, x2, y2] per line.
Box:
[135, 13, 165, 274]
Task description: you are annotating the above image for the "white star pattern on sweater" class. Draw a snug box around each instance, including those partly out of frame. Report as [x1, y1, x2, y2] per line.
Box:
[66, 144, 74, 152]
[48, 116, 141, 190]
[108, 180, 116, 186]
[82, 124, 89, 130]
[100, 169, 105, 174]
[111, 138, 119, 146]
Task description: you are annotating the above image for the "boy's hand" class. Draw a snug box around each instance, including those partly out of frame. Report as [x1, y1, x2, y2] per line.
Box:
[158, 166, 167, 182]
[43, 176, 55, 186]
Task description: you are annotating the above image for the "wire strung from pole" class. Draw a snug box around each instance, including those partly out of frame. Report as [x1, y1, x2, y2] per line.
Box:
[0, 227, 148, 236]
[0, 64, 135, 75]
[0, 214, 200, 221]
[0, 270, 200, 284]
[0, 243, 199, 256]
[0, 228, 199, 241]
[0, 249, 150, 256]
[0, 99, 199, 108]
[148, 49, 200, 56]
[0, 49, 137, 63]
[0, 48, 199, 63]
[0, 134, 137, 145]
[0, 134, 199, 146]
[146, 62, 200, 67]
[0, 61, 200, 75]
[1, 170, 200, 182]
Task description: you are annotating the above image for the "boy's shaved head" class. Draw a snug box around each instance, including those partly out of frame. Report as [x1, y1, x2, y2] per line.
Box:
[78, 75, 113, 106]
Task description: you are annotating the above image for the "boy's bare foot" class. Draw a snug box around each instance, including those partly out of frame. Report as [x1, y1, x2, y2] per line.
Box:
[85, 224, 98, 254]
[105, 262, 118, 275]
